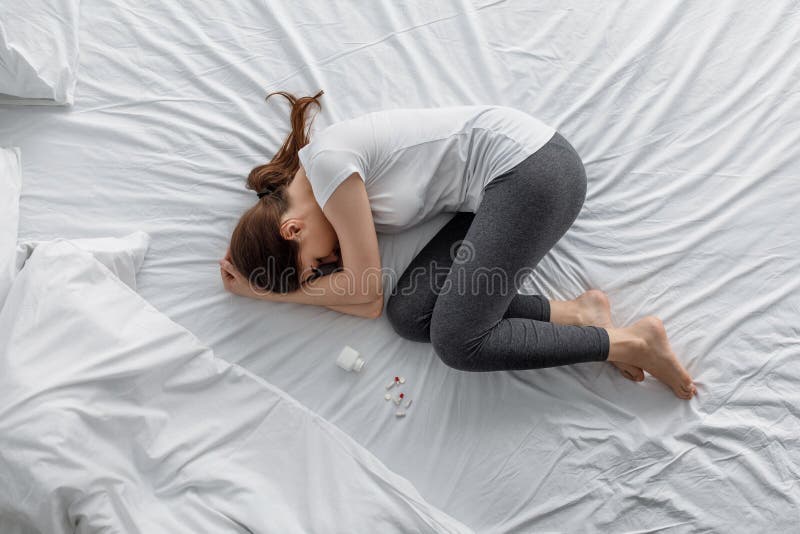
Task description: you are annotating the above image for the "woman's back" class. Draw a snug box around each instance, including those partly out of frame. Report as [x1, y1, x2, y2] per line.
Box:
[298, 105, 556, 233]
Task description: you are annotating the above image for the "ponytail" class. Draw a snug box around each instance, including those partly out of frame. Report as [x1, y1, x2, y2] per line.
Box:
[246, 89, 324, 197]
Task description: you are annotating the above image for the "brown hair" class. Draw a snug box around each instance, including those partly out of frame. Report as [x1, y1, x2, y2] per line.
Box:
[229, 89, 324, 293]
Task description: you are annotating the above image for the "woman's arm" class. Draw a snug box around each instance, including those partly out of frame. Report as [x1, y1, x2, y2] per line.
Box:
[324, 297, 384, 319]
[263, 268, 381, 306]
[317, 172, 383, 302]
[221, 258, 383, 318]
[222, 259, 382, 306]
[221, 257, 384, 306]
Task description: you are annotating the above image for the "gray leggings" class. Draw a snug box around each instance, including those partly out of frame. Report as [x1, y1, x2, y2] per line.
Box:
[385, 131, 610, 372]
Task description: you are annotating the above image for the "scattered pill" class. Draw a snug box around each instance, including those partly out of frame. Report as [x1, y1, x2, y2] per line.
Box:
[382, 375, 413, 415]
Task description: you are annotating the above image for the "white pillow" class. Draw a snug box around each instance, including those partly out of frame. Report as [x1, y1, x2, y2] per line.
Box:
[0, 0, 81, 105]
[0, 147, 21, 306]
[15, 231, 150, 290]
[0, 241, 471, 533]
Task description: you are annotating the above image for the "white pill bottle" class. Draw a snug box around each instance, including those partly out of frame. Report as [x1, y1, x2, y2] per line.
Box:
[336, 345, 366, 372]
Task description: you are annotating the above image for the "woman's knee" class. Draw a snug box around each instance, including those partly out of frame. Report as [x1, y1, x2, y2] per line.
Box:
[429, 308, 475, 371]
[385, 293, 431, 343]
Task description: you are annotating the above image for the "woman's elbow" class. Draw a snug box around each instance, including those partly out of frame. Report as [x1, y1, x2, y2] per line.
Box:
[361, 267, 383, 306]
[369, 297, 384, 319]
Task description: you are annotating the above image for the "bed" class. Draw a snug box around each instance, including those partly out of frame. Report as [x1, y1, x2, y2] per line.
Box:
[1, 0, 798, 532]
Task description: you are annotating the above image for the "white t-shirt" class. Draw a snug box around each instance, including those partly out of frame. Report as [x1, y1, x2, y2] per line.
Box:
[297, 105, 556, 234]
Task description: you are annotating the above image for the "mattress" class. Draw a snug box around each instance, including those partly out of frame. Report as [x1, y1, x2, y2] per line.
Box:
[1, 0, 798, 531]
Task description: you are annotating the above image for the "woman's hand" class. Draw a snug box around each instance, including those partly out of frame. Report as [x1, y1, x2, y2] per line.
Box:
[219, 248, 259, 299]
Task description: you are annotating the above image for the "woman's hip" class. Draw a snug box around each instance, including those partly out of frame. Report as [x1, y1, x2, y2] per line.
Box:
[487, 132, 586, 191]
[481, 131, 587, 227]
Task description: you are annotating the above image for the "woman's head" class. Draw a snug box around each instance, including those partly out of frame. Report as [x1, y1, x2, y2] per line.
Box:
[229, 89, 339, 293]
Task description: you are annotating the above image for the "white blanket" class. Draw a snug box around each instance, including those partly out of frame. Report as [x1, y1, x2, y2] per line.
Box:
[0, 1, 798, 531]
[0, 146, 21, 304]
[0, 241, 471, 534]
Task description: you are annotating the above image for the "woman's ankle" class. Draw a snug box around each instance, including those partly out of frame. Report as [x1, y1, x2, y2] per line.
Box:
[548, 299, 581, 325]
[606, 327, 646, 365]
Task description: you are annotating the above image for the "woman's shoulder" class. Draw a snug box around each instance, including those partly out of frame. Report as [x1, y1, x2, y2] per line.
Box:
[303, 113, 374, 153]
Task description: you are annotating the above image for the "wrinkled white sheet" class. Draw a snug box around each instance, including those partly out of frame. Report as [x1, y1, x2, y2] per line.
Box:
[0, 241, 471, 534]
[0, 1, 798, 532]
[0, 0, 81, 105]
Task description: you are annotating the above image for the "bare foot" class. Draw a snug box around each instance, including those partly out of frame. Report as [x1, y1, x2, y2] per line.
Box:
[611, 357, 646, 382]
[609, 316, 697, 399]
[574, 290, 644, 382]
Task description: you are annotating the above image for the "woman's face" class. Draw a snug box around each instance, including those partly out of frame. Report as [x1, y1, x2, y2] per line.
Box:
[281, 164, 341, 285]
[295, 207, 341, 285]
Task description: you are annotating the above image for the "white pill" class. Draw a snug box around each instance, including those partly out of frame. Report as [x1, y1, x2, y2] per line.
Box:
[399, 377, 406, 384]
[395, 410, 406, 418]
[405, 399, 412, 408]
[384, 393, 391, 401]
[385, 381, 395, 390]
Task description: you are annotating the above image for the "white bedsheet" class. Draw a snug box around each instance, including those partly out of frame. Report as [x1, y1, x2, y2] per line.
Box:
[1, 1, 798, 531]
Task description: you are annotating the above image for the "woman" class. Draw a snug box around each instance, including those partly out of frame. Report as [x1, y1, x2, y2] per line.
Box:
[220, 90, 697, 400]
